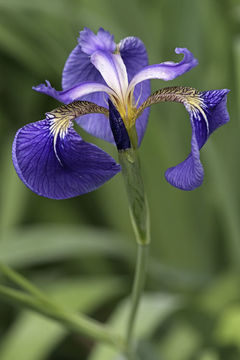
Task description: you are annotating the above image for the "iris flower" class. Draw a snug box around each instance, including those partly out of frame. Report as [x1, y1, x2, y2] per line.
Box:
[12, 28, 229, 199]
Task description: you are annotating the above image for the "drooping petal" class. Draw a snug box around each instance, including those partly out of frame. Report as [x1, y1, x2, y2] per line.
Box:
[128, 48, 198, 94]
[119, 37, 151, 145]
[12, 120, 120, 199]
[33, 80, 113, 104]
[34, 79, 115, 143]
[91, 51, 128, 103]
[165, 89, 230, 190]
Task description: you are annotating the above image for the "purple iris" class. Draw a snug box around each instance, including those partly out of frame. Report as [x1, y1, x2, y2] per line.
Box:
[12, 27, 230, 199]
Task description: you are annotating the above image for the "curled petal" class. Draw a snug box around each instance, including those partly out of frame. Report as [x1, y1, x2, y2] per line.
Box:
[128, 48, 198, 94]
[165, 89, 230, 190]
[33, 80, 113, 104]
[119, 36, 151, 145]
[12, 120, 120, 199]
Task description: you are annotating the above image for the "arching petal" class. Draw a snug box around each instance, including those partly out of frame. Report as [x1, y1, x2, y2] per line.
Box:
[34, 79, 115, 143]
[119, 36, 151, 145]
[33, 80, 113, 104]
[128, 48, 198, 94]
[165, 89, 230, 190]
[12, 120, 120, 199]
[91, 51, 128, 103]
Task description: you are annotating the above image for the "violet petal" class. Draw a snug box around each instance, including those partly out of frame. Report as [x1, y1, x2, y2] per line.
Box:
[165, 89, 230, 190]
[12, 120, 120, 199]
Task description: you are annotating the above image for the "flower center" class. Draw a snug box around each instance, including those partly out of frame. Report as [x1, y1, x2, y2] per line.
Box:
[110, 90, 138, 132]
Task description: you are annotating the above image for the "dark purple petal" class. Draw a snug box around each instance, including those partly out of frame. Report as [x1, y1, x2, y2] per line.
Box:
[12, 120, 120, 199]
[120, 37, 151, 145]
[165, 89, 230, 190]
[108, 99, 131, 150]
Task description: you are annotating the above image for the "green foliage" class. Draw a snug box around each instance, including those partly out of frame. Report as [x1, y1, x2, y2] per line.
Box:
[0, 0, 239, 359]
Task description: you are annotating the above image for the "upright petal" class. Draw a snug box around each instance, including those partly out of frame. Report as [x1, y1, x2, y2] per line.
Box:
[79, 27, 116, 56]
[165, 89, 230, 190]
[12, 119, 120, 199]
[61, 28, 117, 143]
[128, 48, 198, 94]
[119, 37, 151, 145]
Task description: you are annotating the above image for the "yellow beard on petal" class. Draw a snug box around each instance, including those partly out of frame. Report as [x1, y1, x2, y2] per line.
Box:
[184, 95, 209, 133]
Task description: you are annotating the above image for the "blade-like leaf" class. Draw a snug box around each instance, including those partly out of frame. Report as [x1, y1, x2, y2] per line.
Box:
[0, 225, 133, 267]
[0, 277, 125, 360]
[89, 293, 182, 360]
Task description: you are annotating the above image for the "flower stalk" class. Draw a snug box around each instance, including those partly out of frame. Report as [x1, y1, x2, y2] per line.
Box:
[126, 243, 148, 357]
[118, 140, 150, 358]
[0, 263, 125, 349]
[118, 147, 150, 246]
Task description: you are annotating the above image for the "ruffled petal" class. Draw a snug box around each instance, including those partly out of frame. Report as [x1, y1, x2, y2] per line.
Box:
[119, 37, 151, 145]
[165, 89, 230, 190]
[60, 28, 117, 143]
[12, 120, 120, 199]
[128, 48, 198, 94]
[78, 27, 116, 56]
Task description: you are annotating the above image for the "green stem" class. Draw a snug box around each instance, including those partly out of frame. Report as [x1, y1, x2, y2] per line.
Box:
[126, 243, 149, 354]
[118, 142, 150, 359]
[118, 148, 150, 246]
[0, 281, 124, 349]
[0, 262, 48, 301]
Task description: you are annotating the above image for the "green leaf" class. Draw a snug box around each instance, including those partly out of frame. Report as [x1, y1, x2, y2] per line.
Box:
[0, 277, 125, 360]
[214, 304, 240, 347]
[89, 293, 181, 360]
[198, 273, 240, 315]
[198, 349, 219, 360]
[0, 225, 133, 267]
[0, 140, 27, 238]
[157, 321, 202, 360]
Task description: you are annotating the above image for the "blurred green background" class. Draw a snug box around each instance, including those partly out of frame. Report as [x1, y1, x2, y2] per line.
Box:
[0, 0, 240, 359]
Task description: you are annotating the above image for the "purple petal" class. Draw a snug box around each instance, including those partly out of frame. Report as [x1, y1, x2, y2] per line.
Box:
[165, 89, 230, 190]
[78, 27, 116, 56]
[12, 120, 120, 199]
[119, 37, 151, 145]
[33, 80, 113, 104]
[60, 28, 117, 143]
[128, 48, 198, 93]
